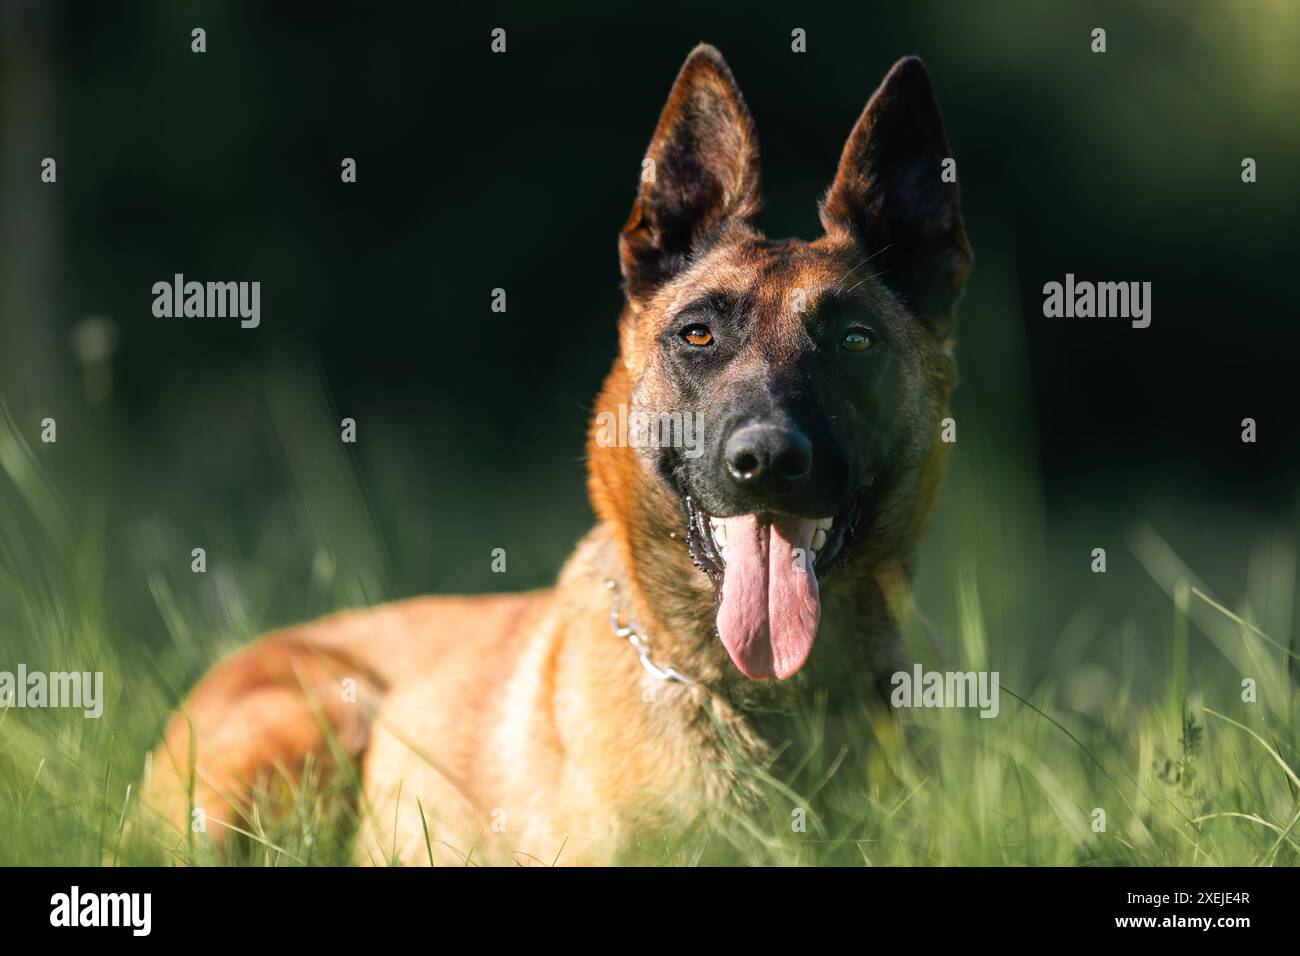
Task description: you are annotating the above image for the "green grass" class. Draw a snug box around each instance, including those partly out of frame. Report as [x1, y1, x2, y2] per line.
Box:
[0, 392, 1297, 867]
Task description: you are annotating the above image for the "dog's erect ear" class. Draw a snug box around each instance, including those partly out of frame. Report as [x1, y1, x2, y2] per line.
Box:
[820, 56, 972, 329]
[619, 44, 761, 299]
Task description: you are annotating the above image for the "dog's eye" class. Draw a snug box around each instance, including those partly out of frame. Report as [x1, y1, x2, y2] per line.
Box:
[842, 326, 877, 351]
[681, 324, 714, 348]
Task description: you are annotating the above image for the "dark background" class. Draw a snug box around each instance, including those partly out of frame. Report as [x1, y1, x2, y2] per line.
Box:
[2, 1, 1297, 640]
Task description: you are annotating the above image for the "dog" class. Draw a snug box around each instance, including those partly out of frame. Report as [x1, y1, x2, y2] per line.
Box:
[142, 44, 971, 865]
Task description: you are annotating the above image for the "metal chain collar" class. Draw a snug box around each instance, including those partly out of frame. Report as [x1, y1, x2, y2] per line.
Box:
[604, 579, 696, 686]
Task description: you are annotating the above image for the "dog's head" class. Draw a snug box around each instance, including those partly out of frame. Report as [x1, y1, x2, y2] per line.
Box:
[590, 45, 971, 682]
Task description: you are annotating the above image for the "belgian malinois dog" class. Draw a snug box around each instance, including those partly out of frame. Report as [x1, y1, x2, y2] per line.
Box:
[143, 44, 971, 865]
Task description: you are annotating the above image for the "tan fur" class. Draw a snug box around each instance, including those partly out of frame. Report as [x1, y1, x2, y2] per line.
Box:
[143, 532, 745, 865]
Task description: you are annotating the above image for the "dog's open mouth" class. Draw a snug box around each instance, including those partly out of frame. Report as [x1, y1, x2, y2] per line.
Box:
[684, 489, 868, 681]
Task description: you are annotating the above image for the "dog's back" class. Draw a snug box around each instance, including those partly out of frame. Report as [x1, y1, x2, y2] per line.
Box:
[145, 530, 719, 864]
[143, 588, 550, 856]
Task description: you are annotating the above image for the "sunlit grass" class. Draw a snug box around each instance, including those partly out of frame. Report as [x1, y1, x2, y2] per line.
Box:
[0, 395, 1296, 866]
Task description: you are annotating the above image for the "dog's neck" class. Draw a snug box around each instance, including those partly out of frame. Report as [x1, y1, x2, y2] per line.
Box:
[582, 522, 906, 717]
[554, 523, 906, 818]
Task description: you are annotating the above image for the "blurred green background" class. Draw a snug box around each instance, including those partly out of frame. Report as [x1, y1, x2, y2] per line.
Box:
[1, 1, 1298, 865]
[3, 0, 1297, 626]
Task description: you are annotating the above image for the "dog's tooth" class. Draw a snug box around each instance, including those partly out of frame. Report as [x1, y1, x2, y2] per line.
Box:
[713, 523, 727, 548]
[816, 517, 834, 531]
[809, 549, 819, 566]
[812, 529, 827, 551]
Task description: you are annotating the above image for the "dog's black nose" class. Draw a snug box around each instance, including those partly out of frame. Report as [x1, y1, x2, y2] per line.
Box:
[724, 423, 813, 493]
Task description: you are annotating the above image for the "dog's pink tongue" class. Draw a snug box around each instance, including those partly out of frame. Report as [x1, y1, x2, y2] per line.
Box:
[715, 514, 820, 680]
